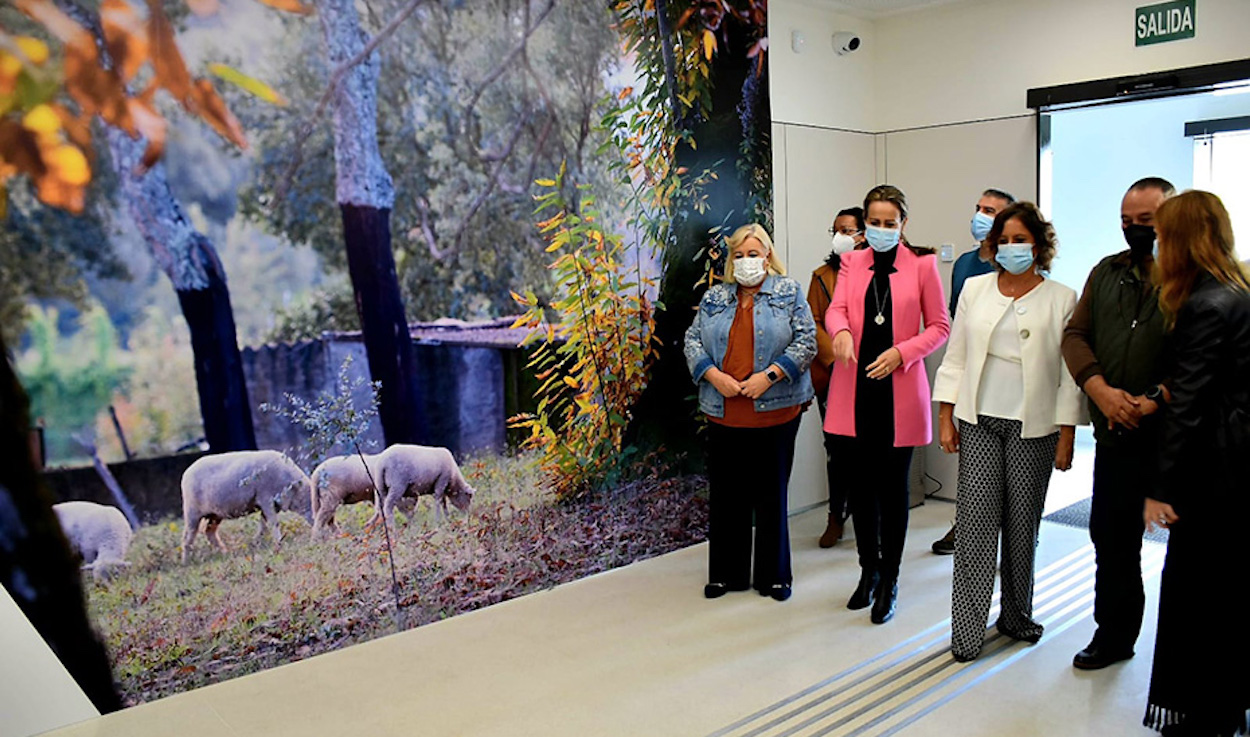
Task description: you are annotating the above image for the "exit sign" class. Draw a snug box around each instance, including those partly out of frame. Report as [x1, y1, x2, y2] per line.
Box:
[1136, 0, 1196, 46]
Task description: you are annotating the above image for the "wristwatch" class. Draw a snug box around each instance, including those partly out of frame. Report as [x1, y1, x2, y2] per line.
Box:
[1144, 384, 1166, 403]
[766, 368, 780, 384]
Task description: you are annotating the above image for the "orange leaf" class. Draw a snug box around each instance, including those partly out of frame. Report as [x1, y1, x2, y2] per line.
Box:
[145, 0, 194, 101]
[101, 0, 149, 84]
[253, 0, 315, 15]
[188, 78, 248, 149]
[126, 97, 167, 169]
[14, 0, 91, 46]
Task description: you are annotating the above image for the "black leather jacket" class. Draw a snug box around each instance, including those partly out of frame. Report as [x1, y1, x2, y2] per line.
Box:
[1152, 273, 1250, 508]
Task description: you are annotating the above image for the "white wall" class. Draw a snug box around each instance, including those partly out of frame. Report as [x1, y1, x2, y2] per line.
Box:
[769, 0, 879, 132]
[0, 584, 100, 737]
[772, 122, 878, 512]
[872, 0, 1250, 130]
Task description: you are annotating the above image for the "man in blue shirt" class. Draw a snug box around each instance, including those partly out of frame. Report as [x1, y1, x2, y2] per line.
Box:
[931, 187, 1015, 555]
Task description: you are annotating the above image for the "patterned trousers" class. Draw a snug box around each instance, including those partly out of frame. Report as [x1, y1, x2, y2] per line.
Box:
[950, 416, 1058, 658]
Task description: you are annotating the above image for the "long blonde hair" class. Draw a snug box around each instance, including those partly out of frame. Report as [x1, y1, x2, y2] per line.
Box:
[722, 223, 786, 284]
[1154, 190, 1250, 325]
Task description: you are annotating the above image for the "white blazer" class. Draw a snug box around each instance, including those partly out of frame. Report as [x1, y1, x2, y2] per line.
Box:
[933, 272, 1086, 439]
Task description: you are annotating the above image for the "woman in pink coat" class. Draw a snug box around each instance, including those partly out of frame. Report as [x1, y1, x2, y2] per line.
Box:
[825, 184, 950, 624]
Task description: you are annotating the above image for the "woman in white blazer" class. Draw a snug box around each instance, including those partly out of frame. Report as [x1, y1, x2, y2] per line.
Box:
[933, 202, 1084, 662]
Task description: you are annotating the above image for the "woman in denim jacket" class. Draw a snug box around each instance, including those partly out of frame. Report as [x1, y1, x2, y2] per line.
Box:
[684, 223, 816, 602]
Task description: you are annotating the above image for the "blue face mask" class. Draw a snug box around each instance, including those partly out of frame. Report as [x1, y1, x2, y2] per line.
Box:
[865, 226, 900, 252]
[995, 244, 1035, 275]
[970, 211, 994, 242]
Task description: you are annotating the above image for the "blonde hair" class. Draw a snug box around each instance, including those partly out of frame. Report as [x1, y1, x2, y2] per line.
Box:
[722, 223, 786, 284]
[1154, 190, 1250, 325]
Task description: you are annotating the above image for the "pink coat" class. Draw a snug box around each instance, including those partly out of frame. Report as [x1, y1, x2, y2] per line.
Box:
[823, 246, 950, 446]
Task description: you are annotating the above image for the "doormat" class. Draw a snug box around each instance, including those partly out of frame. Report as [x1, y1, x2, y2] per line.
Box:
[1042, 496, 1169, 545]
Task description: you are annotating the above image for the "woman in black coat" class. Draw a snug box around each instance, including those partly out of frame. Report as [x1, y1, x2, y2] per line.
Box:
[1144, 190, 1250, 737]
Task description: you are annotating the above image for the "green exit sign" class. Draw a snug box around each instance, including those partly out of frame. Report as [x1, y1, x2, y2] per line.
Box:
[1136, 0, 1196, 46]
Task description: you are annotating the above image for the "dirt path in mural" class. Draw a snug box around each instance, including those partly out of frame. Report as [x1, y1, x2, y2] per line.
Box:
[80, 453, 708, 706]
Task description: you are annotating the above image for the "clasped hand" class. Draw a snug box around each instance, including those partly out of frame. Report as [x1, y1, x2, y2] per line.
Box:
[708, 368, 774, 399]
[832, 331, 901, 380]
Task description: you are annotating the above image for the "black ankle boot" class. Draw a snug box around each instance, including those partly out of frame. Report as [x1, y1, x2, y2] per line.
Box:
[871, 576, 898, 624]
[847, 570, 878, 610]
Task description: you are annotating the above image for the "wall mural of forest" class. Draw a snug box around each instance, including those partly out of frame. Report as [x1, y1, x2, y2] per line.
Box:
[0, 0, 770, 710]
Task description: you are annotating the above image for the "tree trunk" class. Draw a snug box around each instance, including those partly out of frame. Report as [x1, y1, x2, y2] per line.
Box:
[627, 18, 767, 468]
[319, 0, 425, 447]
[105, 131, 257, 454]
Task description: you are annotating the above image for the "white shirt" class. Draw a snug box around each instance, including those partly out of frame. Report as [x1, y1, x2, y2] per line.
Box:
[976, 302, 1024, 421]
[933, 272, 1086, 438]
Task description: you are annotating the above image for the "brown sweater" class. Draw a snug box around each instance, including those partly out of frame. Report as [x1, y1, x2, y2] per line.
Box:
[710, 294, 802, 429]
[806, 263, 838, 398]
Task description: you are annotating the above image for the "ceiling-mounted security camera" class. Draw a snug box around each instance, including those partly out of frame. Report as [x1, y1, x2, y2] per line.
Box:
[832, 32, 861, 56]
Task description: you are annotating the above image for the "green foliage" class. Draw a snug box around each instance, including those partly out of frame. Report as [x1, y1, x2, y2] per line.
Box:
[17, 303, 129, 463]
[263, 282, 359, 344]
[93, 306, 203, 461]
[237, 0, 627, 325]
[508, 166, 660, 498]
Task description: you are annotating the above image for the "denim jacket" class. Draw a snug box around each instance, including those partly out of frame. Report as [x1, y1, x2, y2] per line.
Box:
[684, 275, 817, 418]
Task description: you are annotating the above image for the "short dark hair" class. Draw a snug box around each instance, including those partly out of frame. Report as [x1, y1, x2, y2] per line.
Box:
[834, 207, 865, 232]
[1128, 177, 1176, 197]
[985, 201, 1058, 273]
[981, 188, 1015, 205]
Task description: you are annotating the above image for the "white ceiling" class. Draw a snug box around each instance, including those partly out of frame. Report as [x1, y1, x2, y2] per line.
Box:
[801, 0, 973, 19]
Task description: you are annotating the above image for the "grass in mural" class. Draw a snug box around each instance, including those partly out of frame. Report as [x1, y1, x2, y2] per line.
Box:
[82, 451, 708, 705]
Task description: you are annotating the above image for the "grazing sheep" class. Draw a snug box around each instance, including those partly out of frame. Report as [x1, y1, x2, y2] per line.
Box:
[309, 453, 384, 538]
[180, 450, 312, 563]
[52, 501, 133, 582]
[369, 444, 475, 527]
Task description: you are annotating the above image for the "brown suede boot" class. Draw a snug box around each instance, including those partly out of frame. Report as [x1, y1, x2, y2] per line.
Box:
[819, 514, 844, 548]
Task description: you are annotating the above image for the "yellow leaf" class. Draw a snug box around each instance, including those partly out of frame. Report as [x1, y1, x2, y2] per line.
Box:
[45, 144, 90, 186]
[208, 63, 287, 106]
[21, 104, 60, 136]
[534, 178, 556, 187]
[15, 37, 49, 65]
[702, 30, 716, 60]
[562, 376, 579, 389]
[545, 241, 562, 253]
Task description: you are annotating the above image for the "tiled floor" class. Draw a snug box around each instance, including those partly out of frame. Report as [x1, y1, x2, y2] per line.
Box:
[41, 462, 1165, 737]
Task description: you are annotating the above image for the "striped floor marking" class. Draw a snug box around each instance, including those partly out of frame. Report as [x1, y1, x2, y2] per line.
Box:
[709, 538, 1167, 737]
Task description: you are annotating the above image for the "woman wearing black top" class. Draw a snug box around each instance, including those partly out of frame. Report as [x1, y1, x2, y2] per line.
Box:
[1143, 190, 1250, 737]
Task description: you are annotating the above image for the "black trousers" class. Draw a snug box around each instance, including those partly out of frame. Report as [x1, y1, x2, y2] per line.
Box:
[1089, 442, 1148, 651]
[816, 395, 848, 521]
[830, 434, 914, 579]
[704, 417, 801, 589]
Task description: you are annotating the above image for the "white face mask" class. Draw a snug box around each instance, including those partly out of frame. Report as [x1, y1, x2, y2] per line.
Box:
[831, 232, 857, 255]
[734, 256, 768, 286]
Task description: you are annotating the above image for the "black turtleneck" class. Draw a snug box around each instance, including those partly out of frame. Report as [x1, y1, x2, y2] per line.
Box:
[856, 246, 898, 441]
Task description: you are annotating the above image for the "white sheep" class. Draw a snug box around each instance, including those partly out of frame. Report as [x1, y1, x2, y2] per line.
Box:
[369, 444, 475, 528]
[309, 453, 384, 538]
[180, 450, 312, 563]
[52, 501, 133, 582]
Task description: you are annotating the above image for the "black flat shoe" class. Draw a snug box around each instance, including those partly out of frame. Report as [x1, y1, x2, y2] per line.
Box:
[704, 582, 749, 599]
[767, 584, 792, 601]
[871, 578, 897, 624]
[847, 570, 878, 610]
[951, 649, 979, 663]
[997, 622, 1043, 644]
[1072, 641, 1134, 670]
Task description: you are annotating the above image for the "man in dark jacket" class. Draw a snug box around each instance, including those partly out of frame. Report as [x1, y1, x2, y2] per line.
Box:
[1062, 176, 1174, 670]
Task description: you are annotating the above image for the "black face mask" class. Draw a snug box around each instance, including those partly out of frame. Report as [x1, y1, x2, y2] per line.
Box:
[1123, 224, 1156, 258]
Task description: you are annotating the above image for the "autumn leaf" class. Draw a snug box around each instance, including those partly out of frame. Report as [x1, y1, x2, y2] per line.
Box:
[208, 64, 287, 106]
[253, 0, 315, 15]
[701, 30, 716, 60]
[145, 0, 193, 101]
[562, 376, 579, 389]
[125, 96, 167, 169]
[188, 78, 248, 149]
[100, 0, 149, 84]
